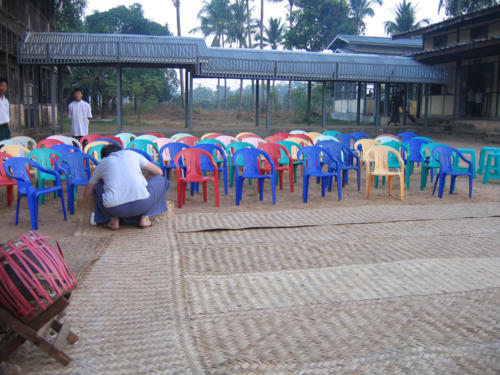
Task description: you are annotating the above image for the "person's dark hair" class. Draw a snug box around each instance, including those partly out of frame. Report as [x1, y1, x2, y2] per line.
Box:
[0, 78, 7, 85]
[101, 144, 122, 159]
[73, 87, 82, 94]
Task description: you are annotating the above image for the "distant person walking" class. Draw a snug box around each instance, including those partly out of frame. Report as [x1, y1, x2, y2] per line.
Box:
[68, 88, 92, 140]
[0, 78, 10, 140]
[466, 88, 475, 116]
[387, 91, 403, 126]
[474, 89, 483, 117]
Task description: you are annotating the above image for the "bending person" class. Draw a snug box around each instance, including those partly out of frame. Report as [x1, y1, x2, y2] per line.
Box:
[84, 144, 169, 230]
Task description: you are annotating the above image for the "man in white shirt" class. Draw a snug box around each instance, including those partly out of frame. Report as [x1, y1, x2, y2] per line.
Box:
[0, 78, 10, 140]
[68, 88, 92, 139]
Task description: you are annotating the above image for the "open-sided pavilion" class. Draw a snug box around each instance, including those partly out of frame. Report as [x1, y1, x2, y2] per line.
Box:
[17, 32, 450, 132]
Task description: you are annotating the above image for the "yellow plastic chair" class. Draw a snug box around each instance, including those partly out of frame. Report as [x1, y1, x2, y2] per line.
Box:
[83, 140, 111, 154]
[305, 132, 322, 141]
[201, 133, 216, 140]
[285, 137, 312, 147]
[365, 145, 405, 200]
[354, 139, 380, 163]
[235, 132, 258, 141]
[0, 144, 31, 157]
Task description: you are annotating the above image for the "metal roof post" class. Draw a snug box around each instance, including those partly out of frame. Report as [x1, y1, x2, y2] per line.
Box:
[374, 82, 381, 127]
[384, 83, 390, 118]
[255, 80, 260, 127]
[189, 70, 193, 130]
[403, 83, 408, 126]
[57, 66, 64, 133]
[322, 82, 327, 128]
[50, 67, 56, 135]
[424, 83, 429, 127]
[356, 82, 361, 125]
[116, 64, 122, 132]
[362, 83, 367, 116]
[184, 69, 189, 129]
[307, 81, 312, 127]
[266, 79, 271, 128]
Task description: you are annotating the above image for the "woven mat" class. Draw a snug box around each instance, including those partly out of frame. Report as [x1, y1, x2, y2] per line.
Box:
[11, 201, 500, 374]
[174, 201, 500, 232]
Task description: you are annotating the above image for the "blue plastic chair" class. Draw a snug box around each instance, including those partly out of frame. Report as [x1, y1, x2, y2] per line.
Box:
[4, 157, 67, 230]
[297, 146, 342, 203]
[195, 144, 228, 195]
[349, 132, 370, 142]
[128, 148, 155, 163]
[50, 144, 80, 155]
[317, 140, 361, 191]
[432, 145, 473, 198]
[232, 148, 276, 206]
[58, 152, 98, 215]
[27, 148, 64, 205]
[397, 132, 418, 143]
[159, 142, 190, 179]
[337, 134, 356, 149]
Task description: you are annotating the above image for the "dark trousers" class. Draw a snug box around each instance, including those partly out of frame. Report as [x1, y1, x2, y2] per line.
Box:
[93, 175, 169, 224]
[0, 123, 10, 140]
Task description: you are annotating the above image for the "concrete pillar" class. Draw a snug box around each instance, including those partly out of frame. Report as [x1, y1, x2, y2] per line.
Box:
[322, 81, 327, 128]
[116, 65, 122, 132]
[189, 71, 193, 130]
[424, 83, 430, 127]
[454, 60, 462, 118]
[50, 68, 56, 135]
[403, 83, 409, 126]
[184, 69, 189, 129]
[255, 80, 260, 127]
[356, 82, 361, 125]
[374, 82, 381, 127]
[362, 83, 367, 116]
[307, 81, 312, 126]
[266, 79, 271, 128]
[384, 83, 390, 117]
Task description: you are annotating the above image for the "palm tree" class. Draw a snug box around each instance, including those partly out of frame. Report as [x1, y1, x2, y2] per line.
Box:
[384, 0, 429, 36]
[190, 0, 231, 111]
[172, 0, 184, 108]
[349, 0, 383, 35]
[257, 17, 286, 49]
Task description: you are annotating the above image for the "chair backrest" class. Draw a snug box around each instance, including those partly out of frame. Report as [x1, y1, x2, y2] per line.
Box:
[323, 130, 342, 137]
[305, 132, 322, 141]
[289, 133, 314, 145]
[159, 142, 190, 168]
[204, 133, 224, 139]
[83, 140, 111, 154]
[127, 139, 160, 160]
[4, 158, 40, 194]
[194, 144, 227, 170]
[171, 133, 193, 141]
[274, 132, 291, 139]
[412, 136, 433, 143]
[408, 137, 431, 162]
[367, 145, 404, 172]
[80, 134, 104, 148]
[227, 142, 255, 166]
[265, 135, 285, 143]
[28, 148, 61, 171]
[258, 143, 291, 169]
[128, 148, 154, 163]
[145, 132, 164, 138]
[349, 132, 370, 142]
[233, 148, 274, 177]
[397, 132, 418, 143]
[420, 142, 448, 167]
[431, 145, 459, 172]
[381, 140, 409, 168]
[201, 132, 216, 140]
[313, 135, 338, 144]
[236, 132, 259, 141]
[37, 138, 64, 149]
[337, 134, 357, 149]
[285, 137, 311, 147]
[48, 135, 82, 150]
[0, 144, 31, 157]
[58, 151, 98, 183]
[216, 135, 238, 146]
[10, 136, 37, 150]
[277, 140, 302, 161]
[0, 138, 24, 149]
[317, 140, 351, 165]
[99, 136, 123, 147]
[198, 138, 227, 154]
[0, 152, 13, 180]
[154, 137, 175, 159]
[115, 132, 136, 147]
[243, 137, 265, 148]
[354, 139, 380, 162]
[174, 148, 217, 178]
[178, 136, 201, 147]
[50, 144, 80, 155]
[297, 146, 336, 174]
[290, 130, 306, 135]
[87, 144, 107, 161]
[374, 134, 400, 143]
[136, 134, 158, 141]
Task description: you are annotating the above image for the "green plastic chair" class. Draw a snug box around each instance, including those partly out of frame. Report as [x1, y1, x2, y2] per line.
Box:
[420, 143, 449, 190]
[27, 148, 64, 205]
[127, 139, 160, 165]
[477, 147, 500, 175]
[136, 134, 157, 142]
[278, 140, 303, 183]
[323, 130, 342, 138]
[453, 148, 477, 179]
[198, 138, 228, 162]
[227, 141, 255, 187]
[483, 152, 500, 184]
[171, 133, 193, 141]
[115, 132, 136, 147]
[88, 144, 107, 161]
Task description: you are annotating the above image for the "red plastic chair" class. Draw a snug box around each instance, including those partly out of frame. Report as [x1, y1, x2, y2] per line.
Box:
[178, 136, 201, 147]
[258, 143, 294, 192]
[265, 135, 285, 143]
[0, 152, 16, 206]
[290, 133, 314, 145]
[36, 139, 64, 149]
[80, 134, 104, 148]
[145, 132, 164, 138]
[274, 132, 291, 139]
[239, 134, 260, 141]
[174, 148, 220, 208]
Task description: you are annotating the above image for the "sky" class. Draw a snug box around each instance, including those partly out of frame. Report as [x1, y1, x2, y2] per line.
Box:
[85, 0, 446, 89]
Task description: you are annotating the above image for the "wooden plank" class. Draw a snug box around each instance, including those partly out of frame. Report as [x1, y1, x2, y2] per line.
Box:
[53, 320, 71, 351]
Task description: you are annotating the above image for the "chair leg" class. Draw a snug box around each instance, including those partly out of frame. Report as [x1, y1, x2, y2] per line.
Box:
[59, 189, 67, 221]
[432, 174, 439, 195]
[202, 181, 208, 202]
[289, 166, 294, 193]
[400, 173, 405, 200]
[235, 177, 240, 206]
[223, 169, 228, 195]
[278, 171, 283, 190]
[321, 177, 326, 197]
[15, 197, 21, 225]
[356, 167, 360, 191]
[388, 176, 393, 196]
[337, 174, 342, 201]
[259, 179, 264, 201]
[6, 185, 13, 206]
[438, 174, 446, 198]
[177, 179, 182, 208]
[213, 178, 220, 207]
[27, 195, 38, 231]
[303, 176, 308, 203]
[450, 176, 457, 194]
[271, 175, 276, 205]
[469, 175, 473, 198]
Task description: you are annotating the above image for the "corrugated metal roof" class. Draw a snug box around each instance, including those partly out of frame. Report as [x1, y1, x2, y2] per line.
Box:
[17, 32, 449, 84]
[328, 34, 423, 48]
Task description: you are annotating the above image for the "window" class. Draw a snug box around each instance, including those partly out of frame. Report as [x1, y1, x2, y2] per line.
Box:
[433, 34, 448, 49]
[471, 25, 488, 41]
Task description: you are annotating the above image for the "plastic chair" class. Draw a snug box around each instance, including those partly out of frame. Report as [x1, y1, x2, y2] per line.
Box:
[28, 148, 64, 205]
[99, 136, 123, 147]
[80, 134, 104, 148]
[243, 137, 265, 148]
[232, 148, 276, 206]
[274, 132, 291, 139]
[290, 130, 307, 135]
[265, 135, 286, 143]
[477, 147, 500, 175]
[203, 133, 224, 139]
[365, 146, 405, 200]
[145, 132, 164, 138]
[452, 148, 477, 179]
[127, 139, 160, 163]
[349, 132, 370, 142]
[216, 135, 237, 147]
[57, 152, 98, 214]
[297, 146, 342, 203]
[278, 140, 303, 183]
[337, 134, 357, 150]
[313, 135, 338, 144]
[136, 134, 158, 141]
[236, 132, 259, 141]
[258, 142, 294, 192]
[381, 140, 411, 188]
[306, 132, 322, 141]
[127, 148, 155, 163]
[10, 136, 37, 150]
[432, 145, 473, 198]
[285, 137, 312, 147]
[159, 142, 190, 179]
[0, 152, 16, 206]
[0, 144, 31, 157]
[174, 148, 219, 208]
[397, 132, 418, 143]
[198, 138, 228, 154]
[50, 144, 80, 155]
[48, 135, 82, 150]
[323, 130, 342, 137]
[115, 132, 136, 147]
[171, 133, 193, 141]
[201, 132, 217, 140]
[420, 143, 448, 190]
[4, 158, 67, 230]
[374, 134, 400, 143]
[317, 140, 360, 191]
[87, 144, 107, 161]
[354, 139, 380, 163]
[178, 136, 201, 147]
[407, 137, 431, 175]
[0, 138, 25, 149]
[227, 141, 255, 187]
[289, 133, 313, 145]
[36, 139, 64, 149]
[195, 143, 228, 195]
[83, 140, 112, 154]
[483, 152, 500, 184]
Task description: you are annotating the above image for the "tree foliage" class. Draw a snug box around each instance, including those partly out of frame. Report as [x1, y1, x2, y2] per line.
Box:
[384, 0, 429, 36]
[55, 0, 87, 31]
[349, 0, 383, 34]
[438, 0, 499, 17]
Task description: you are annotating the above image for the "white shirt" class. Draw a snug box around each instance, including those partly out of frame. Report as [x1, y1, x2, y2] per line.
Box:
[0, 95, 10, 124]
[68, 100, 92, 136]
[89, 150, 150, 208]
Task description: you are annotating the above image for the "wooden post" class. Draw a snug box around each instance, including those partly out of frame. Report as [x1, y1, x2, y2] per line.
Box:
[266, 79, 270, 128]
[322, 81, 327, 128]
[255, 80, 260, 127]
[116, 65, 122, 132]
[356, 82, 361, 125]
[307, 81, 312, 126]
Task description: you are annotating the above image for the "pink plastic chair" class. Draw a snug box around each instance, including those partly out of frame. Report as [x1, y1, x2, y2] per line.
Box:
[216, 135, 237, 147]
[178, 136, 201, 147]
[244, 137, 266, 148]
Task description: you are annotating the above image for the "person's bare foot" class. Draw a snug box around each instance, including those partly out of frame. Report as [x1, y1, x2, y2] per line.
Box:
[106, 217, 120, 230]
[138, 216, 152, 228]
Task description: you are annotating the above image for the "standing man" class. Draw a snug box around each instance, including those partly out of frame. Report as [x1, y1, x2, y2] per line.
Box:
[68, 87, 92, 140]
[474, 88, 483, 117]
[0, 78, 10, 140]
